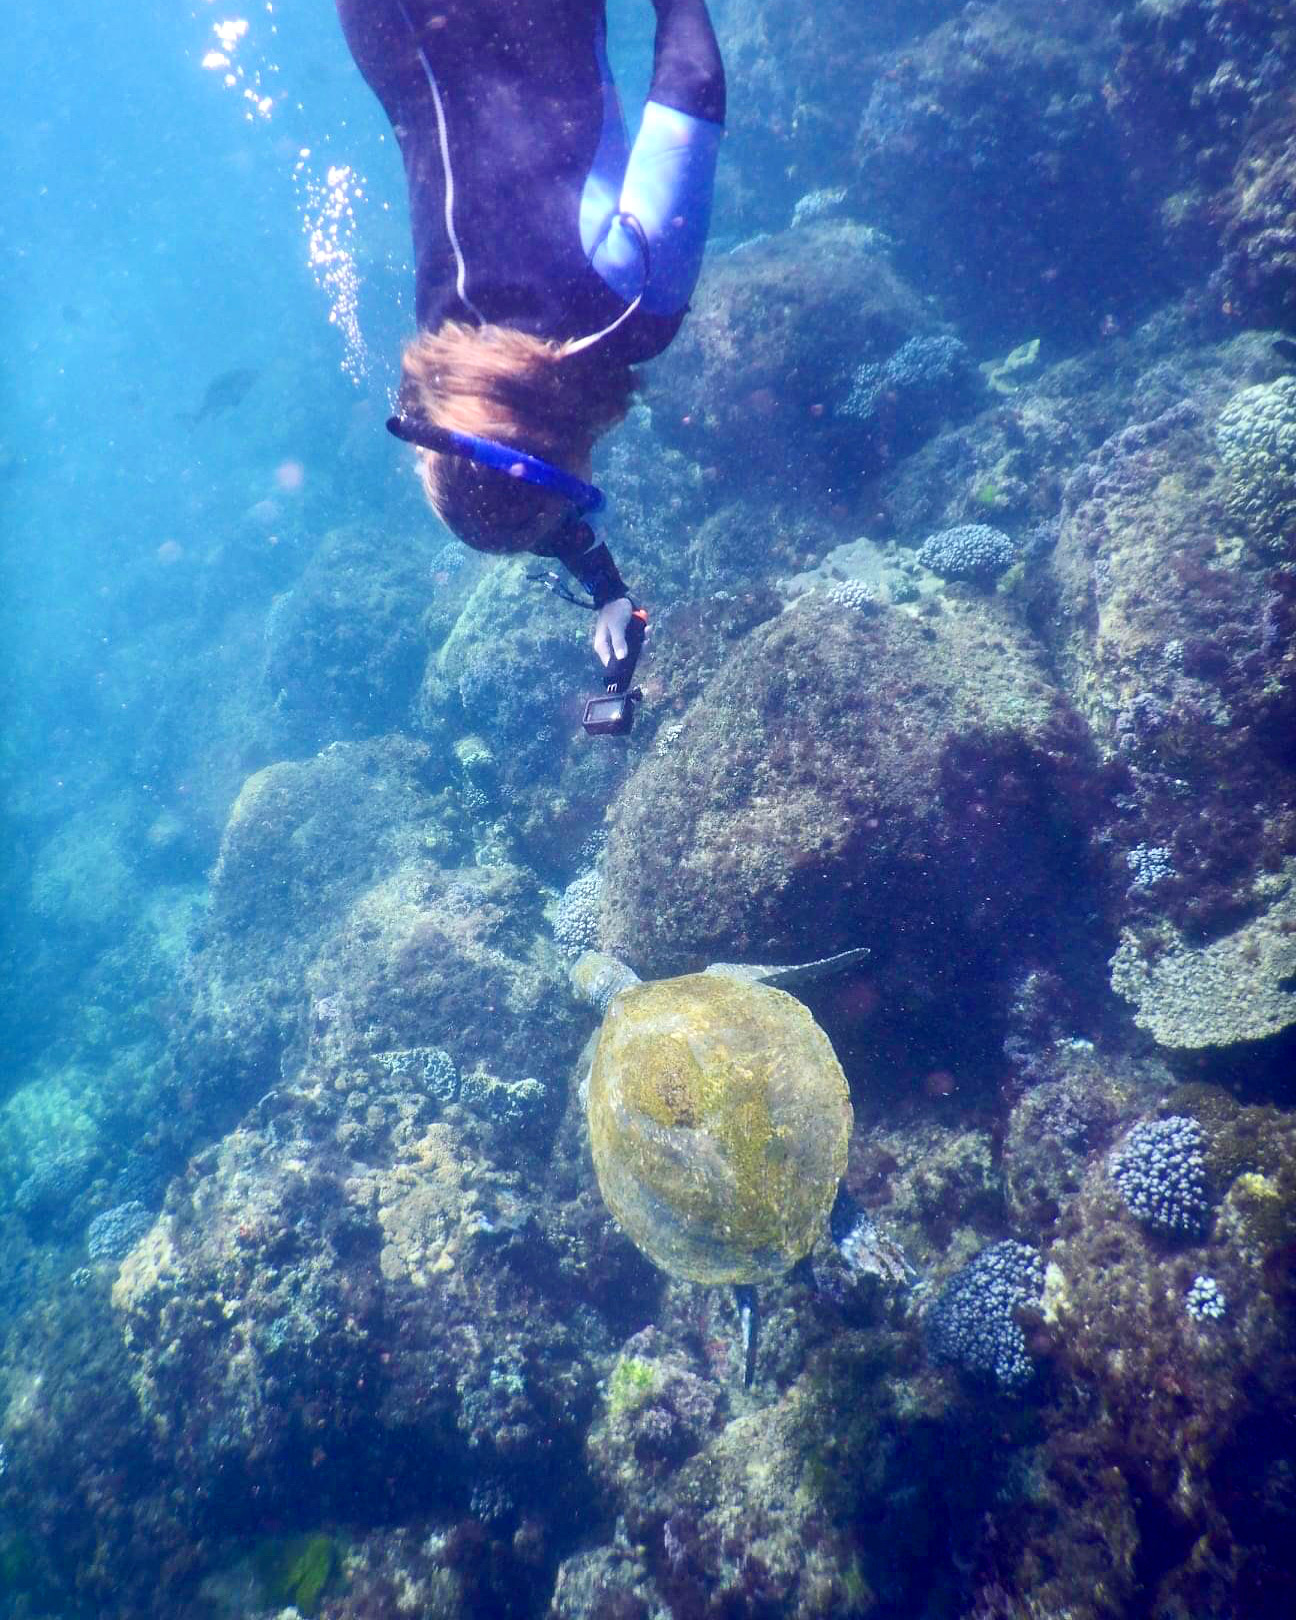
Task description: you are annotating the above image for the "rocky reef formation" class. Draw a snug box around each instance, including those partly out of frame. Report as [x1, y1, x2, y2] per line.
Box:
[1048, 352, 1296, 1049]
[602, 588, 1096, 1078]
[5, 3, 1296, 1618]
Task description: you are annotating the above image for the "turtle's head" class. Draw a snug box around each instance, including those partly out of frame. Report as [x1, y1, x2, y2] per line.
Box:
[571, 951, 641, 1015]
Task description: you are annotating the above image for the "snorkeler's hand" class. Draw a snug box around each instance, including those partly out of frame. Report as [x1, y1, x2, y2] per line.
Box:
[593, 597, 634, 668]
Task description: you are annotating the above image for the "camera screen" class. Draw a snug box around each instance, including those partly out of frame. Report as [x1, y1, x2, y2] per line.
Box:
[582, 693, 633, 735]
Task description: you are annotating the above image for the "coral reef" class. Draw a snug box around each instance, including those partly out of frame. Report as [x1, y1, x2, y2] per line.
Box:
[8, 5, 1296, 1619]
[923, 1240, 1044, 1391]
[1107, 1116, 1211, 1238]
[916, 523, 1018, 585]
[1047, 370, 1296, 1029]
[1216, 373, 1296, 555]
[991, 1094, 1296, 1619]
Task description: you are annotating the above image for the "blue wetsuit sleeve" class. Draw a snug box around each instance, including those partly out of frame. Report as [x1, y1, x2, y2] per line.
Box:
[590, 0, 725, 315]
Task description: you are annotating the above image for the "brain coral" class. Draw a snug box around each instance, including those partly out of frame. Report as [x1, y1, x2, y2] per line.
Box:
[1216, 374, 1296, 554]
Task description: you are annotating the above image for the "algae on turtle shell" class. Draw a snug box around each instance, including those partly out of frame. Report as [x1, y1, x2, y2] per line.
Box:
[587, 971, 853, 1287]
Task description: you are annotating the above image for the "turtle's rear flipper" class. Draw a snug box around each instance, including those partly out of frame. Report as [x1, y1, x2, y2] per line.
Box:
[734, 1285, 759, 1387]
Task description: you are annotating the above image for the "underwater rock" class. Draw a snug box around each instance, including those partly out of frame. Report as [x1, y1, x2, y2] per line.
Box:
[264, 522, 434, 750]
[422, 560, 632, 868]
[602, 591, 1094, 1042]
[1110, 0, 1296, 315]
[581, 1309, 970, 1620]
[186, 730, 581, 1133]
[853, 2, 1168, 342]
[651, 221, 933, 491]
[708, 0, 943, 234]
[1049, 385, 1296, 1031]
[1213, 98, 1296, 328]
[182, 736, 455, 1107]
[1004, 1094, 1296, 1619]
[304, 854, 581, 1093]
[108, 1078, 603, 1547]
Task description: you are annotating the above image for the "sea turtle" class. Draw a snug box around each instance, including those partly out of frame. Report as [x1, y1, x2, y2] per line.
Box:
[572, 946, 903, 1382]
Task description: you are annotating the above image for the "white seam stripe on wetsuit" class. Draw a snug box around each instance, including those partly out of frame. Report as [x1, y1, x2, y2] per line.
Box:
[394, 0, 487, 325]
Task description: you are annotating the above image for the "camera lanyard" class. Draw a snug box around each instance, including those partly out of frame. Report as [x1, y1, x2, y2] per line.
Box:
[526, 569, 599, 610]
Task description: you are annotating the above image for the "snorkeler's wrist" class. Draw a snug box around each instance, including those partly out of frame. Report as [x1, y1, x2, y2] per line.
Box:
[576, 544, 631, 610]
[544, 524, 630, 609]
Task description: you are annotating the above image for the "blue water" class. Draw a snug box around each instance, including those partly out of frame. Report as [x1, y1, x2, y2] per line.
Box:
[3, 3, 1295, 1617]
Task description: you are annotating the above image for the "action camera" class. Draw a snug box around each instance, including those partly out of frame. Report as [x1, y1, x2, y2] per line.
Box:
[582, 606, 648, 737]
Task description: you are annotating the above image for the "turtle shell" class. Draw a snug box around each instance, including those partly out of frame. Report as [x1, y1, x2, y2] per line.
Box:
[587, 972, 853, 1286]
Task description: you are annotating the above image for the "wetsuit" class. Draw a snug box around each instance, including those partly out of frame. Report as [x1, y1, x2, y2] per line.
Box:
[336, 0, 726, 364]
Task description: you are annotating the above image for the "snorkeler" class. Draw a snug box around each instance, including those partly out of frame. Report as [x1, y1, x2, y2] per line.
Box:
[335, 0, 726, 668]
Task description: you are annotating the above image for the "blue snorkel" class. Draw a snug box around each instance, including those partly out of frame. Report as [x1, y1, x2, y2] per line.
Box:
[384, 414, 606, 514]
[386, 406, 645, 736]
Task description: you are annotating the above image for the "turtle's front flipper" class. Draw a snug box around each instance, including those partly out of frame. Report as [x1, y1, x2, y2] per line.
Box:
[705, 947, 870, 993]
[571, 951, 642, 1013]
[734, 1285, 759, 1387]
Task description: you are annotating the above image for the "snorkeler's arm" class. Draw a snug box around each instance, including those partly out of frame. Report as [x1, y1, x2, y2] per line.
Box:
[646, 0, 726, 125]
[591, 0, 725, 314]
[537, 521, 635, 665]
[539, 522, 630, 608]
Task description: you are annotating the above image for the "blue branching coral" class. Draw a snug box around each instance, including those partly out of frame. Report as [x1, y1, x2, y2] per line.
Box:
[844, 334, 974, 432]
[825, 579, 878, 612]
[555, 869, 603, 958]
[86, 1201, 154, 1263]
[917, 524, 1018, 585]
[1126, 844, 1175, 889]
[1108, 1116, 1211, 1237]
[925, 1240, 1044, 1391]
[1185, 1275, 1226, 1322]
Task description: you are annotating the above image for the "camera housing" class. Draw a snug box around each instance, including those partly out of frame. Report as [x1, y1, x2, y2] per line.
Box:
[582, 690, 638, 735]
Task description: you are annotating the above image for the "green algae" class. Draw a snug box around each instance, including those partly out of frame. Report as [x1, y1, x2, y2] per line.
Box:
[253, 1532, 339, 1617]
[606, 1355, 658, 1418]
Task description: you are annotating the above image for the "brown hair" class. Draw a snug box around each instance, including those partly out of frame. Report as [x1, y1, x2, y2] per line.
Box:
[399, 322, 638, 552]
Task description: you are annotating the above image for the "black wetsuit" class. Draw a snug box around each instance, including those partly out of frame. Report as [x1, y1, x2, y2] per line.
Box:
[336, 0, 725, 364]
